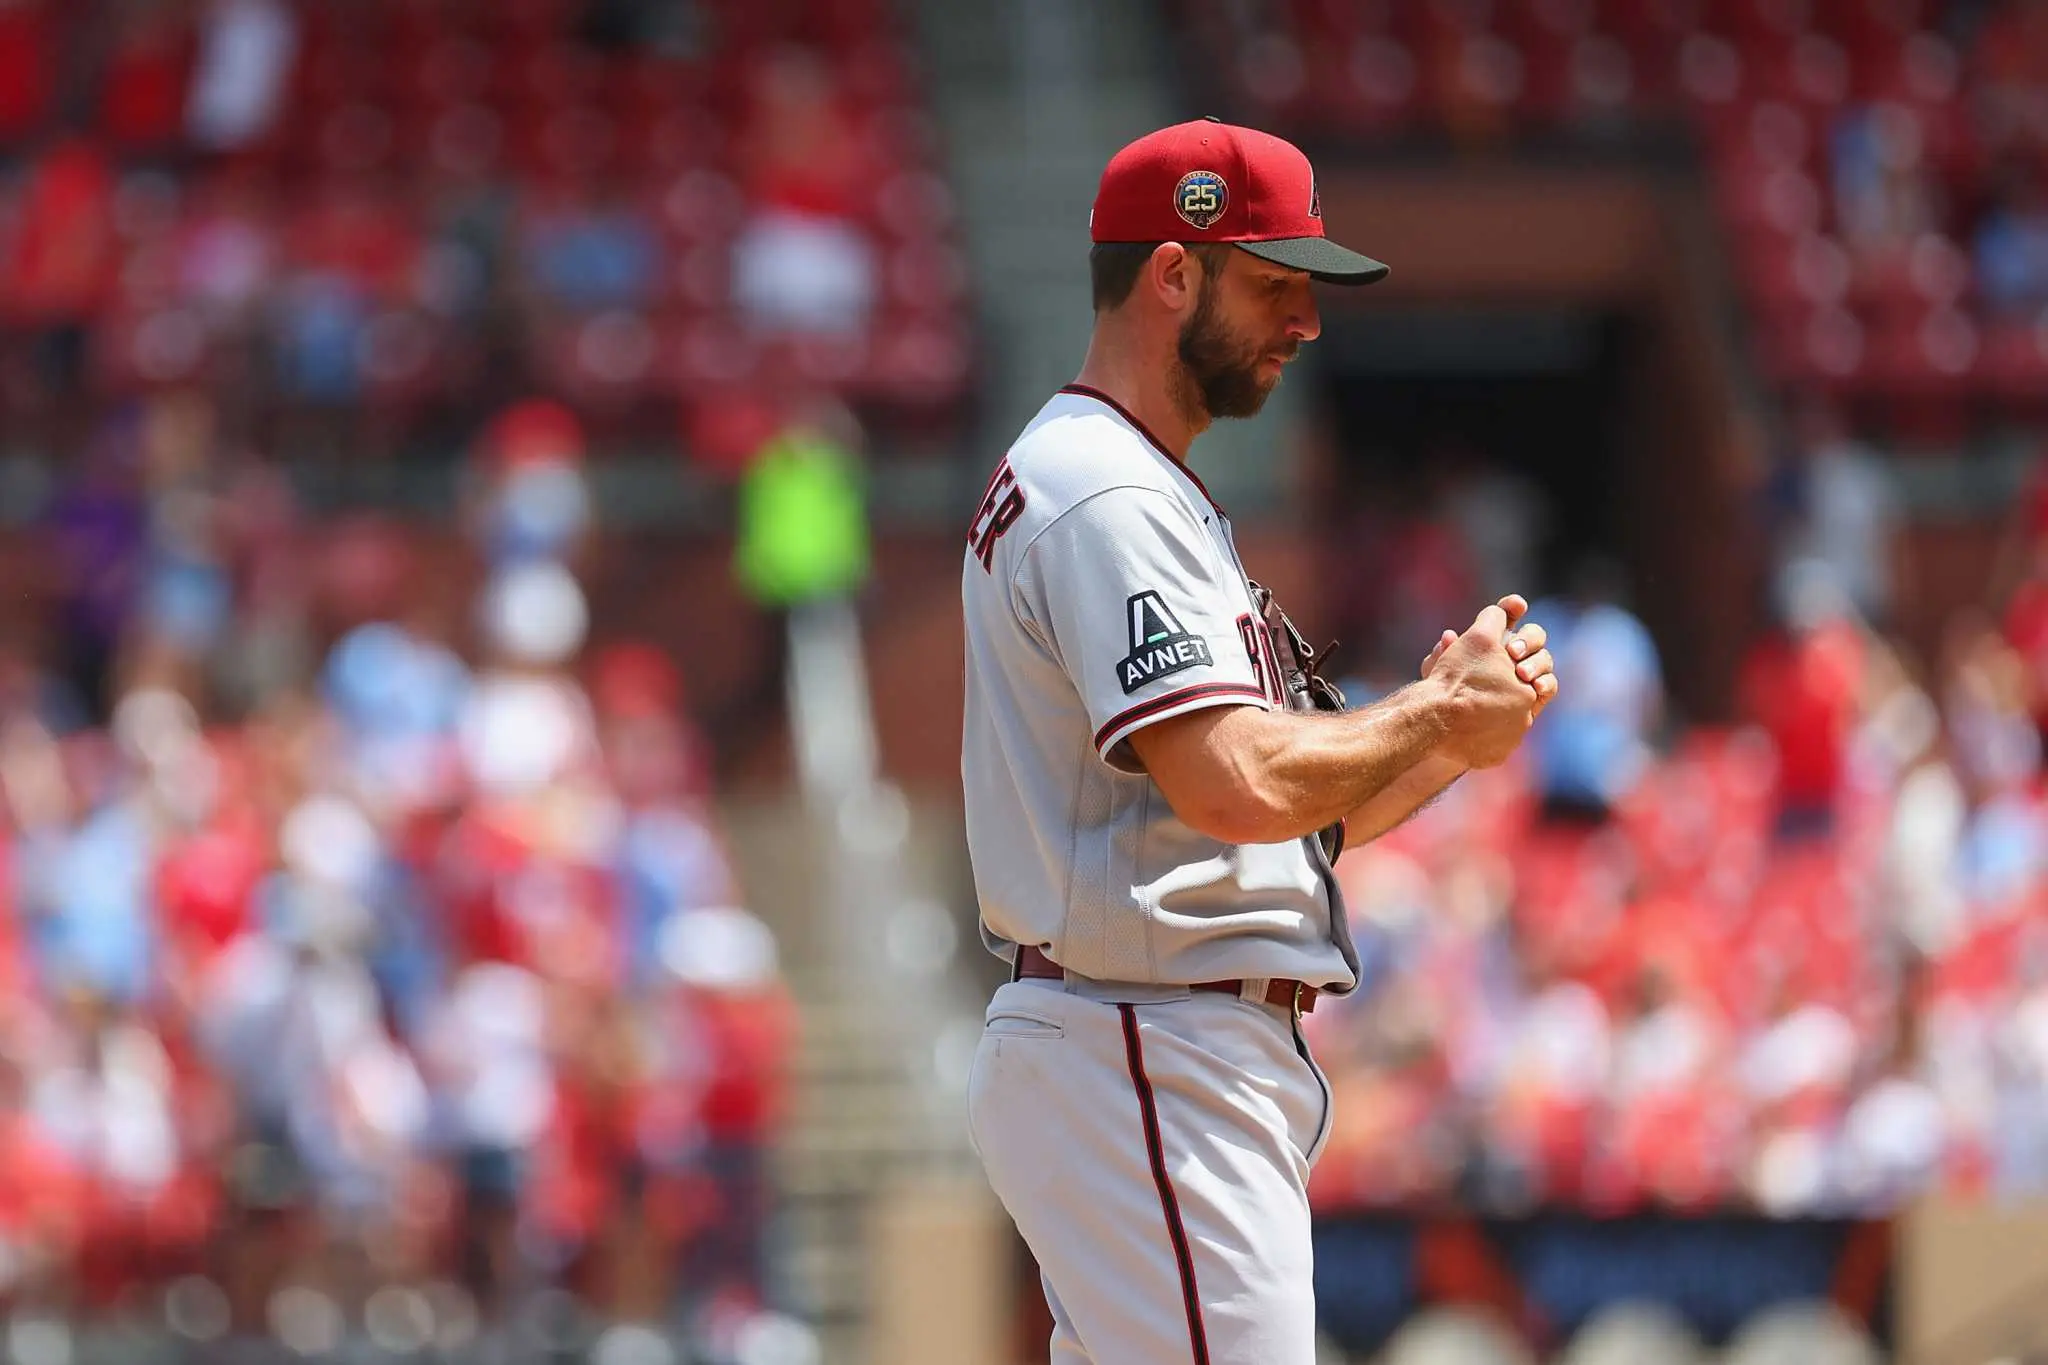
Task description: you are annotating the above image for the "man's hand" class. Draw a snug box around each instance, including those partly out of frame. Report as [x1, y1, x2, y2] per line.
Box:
[1422, 595, 1556, 770]
[1421, 597, 1558, 709]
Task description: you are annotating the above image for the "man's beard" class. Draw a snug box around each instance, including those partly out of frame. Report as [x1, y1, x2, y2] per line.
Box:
[1173, 280, 1290, 423]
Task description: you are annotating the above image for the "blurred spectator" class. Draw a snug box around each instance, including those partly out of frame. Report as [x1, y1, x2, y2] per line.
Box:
[1767, 400, 1900, 628]
[323, 611, 471, 817]
[132, 391, 233, 687]
[591, 642, 727, 987]
[731, 208, 877, 336]
[18, 718, 156, 1007]
[466, 399, 593, 569]
[95, 0, 193, 155]
[1526, 560, 1663, 824]
[1941, 617, 2040, 808]
[271, 184, 421, 404]
[1997, 458, 2048, 737]
[732, 400, 870, 612]
[655, 905, 794, 1311]
[210, 461, 312, 714]
[1971, 1, 2048, 155]
[735, 46, 878, 224]
[730, 48, 881, 335]
[519, 182, 659, 315]
[461, 561, 597, 803]
[1974, 156, 2048, 315]
[1739, 561, 1868, 839]
[0, 0, 54, 147]
[174, 174, 276, 325]
[184, 0, 295, 155]
[46, 412, 146, 717]
[6, 138, 117, 390]
[1829, 103, 1940, 256]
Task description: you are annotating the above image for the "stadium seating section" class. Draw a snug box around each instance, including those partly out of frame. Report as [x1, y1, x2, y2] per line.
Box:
[0, 0, 973, 457]
[1174, 0, 2048, 439]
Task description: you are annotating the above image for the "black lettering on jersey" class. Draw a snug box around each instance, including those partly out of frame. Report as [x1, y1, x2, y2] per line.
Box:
[967, 458, 1026, 572]
[1118, 591, 1212, 694]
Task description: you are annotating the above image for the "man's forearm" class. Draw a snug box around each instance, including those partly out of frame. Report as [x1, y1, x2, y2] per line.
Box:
[1344, 752, 1466, 846]
[1232, 683, 1454, 844]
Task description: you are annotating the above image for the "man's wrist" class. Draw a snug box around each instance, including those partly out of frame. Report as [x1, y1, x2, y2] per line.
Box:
[1406, 675, 1464, 753]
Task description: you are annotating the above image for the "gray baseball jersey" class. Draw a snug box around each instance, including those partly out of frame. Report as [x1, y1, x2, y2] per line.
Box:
[960, 384, 1359, 994]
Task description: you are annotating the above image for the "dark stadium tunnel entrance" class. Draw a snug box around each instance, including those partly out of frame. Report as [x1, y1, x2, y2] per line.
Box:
[1300, 304, 1656, 690]
[1311, 304, 1634, 598]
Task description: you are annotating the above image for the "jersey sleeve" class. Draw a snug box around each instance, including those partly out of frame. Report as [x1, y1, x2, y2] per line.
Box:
[1015, 485, 1272, 770]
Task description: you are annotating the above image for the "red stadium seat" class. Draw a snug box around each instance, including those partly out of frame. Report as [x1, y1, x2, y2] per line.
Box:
[402, 38, 492, 111]
[1717, 161, 1824, 239]
[540, 310, 660, 409]
[0, 1, 58, 148]
[1849, 29, 1960, 106]
[1677, 33, 1747, 111]
[512, 105, 621, 181]
[654, 242, 730, 313]
[660, 313, 763, 399]
[1756, 301, 1866, 392]
[1330, 34, 1425, 137]
[1745, 32, 1852, 113]
[421, 103, 507, 180]
[93, 307, 218, 395]
[358, 308, 446, 411]
[310, 103, 401, 178]
[1858, 303, 1978, 393]
[856, 314, 972, 410]
[1846, 234, 1970, 320]
[651, 169, 745, 248]
[1735, 230, 1852, 312]
[882, 242, 969, 316]
[1978, 317, 2048, 415]
[872, 171, 956, 242]
[501, 44, 609, 110]
[618, 105, 731, 178]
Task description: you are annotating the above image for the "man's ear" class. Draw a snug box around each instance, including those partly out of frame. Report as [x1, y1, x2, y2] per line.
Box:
[1149, 242, 1199, 315]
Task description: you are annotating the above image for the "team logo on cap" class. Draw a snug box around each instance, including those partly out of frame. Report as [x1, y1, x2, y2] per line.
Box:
[1309, 174, 1321, 219]
[1174, 170, 1228, 231]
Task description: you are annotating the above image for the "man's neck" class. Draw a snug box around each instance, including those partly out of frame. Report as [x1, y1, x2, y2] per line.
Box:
[1070, 334, 1209, 463]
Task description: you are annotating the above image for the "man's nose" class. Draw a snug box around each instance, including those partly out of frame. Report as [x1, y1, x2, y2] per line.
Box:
[1288, 286, 1321, 343]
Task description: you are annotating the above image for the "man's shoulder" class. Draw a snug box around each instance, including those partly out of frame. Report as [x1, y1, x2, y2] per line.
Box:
[1004, 398, 1185, 520]
[964, 394, 1201, 582]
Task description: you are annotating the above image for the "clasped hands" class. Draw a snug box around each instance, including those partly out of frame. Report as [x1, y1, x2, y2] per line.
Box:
[1418, 594, 1559, 771]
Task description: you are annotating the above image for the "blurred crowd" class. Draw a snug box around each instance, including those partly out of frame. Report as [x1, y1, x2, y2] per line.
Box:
[1305, 421, 2048, 1219]
[0, 385, 796, 1356]
[0, 0, 969, 469]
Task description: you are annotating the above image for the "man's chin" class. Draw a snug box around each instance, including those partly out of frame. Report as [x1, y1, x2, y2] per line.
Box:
[1207, 375, 1281, 421]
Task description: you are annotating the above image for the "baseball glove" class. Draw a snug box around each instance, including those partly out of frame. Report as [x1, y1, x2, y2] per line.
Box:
[1248, 579, 1348, 864]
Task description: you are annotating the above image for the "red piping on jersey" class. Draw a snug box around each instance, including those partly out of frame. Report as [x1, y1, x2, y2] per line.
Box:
[1094, 683, 1267, 754]
[1120, 1004, 1212, 1365]
[1058, 384, 1226, 515]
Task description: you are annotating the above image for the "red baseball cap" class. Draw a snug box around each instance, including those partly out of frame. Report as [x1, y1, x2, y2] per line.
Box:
[1090, 117, 1389, 285]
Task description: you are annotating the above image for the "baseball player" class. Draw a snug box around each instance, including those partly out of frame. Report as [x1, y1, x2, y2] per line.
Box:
[959, 118, 1559, 1364]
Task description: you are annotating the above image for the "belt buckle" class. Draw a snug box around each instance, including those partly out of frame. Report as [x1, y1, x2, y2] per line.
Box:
[1289, 981, 1305, 1018]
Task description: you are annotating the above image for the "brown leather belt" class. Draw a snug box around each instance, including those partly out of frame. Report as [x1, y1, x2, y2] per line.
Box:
[1013, 945, 1318, 1015]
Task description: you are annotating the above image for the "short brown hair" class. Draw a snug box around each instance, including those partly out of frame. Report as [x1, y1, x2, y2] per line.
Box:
[1089, 242, 1233, 312]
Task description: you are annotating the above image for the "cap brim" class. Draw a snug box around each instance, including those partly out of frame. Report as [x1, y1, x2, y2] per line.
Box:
[1235, 237, 1390, 285]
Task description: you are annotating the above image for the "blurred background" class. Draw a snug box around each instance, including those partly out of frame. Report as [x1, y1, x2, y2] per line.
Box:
[6, 0, 2048, 1362]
